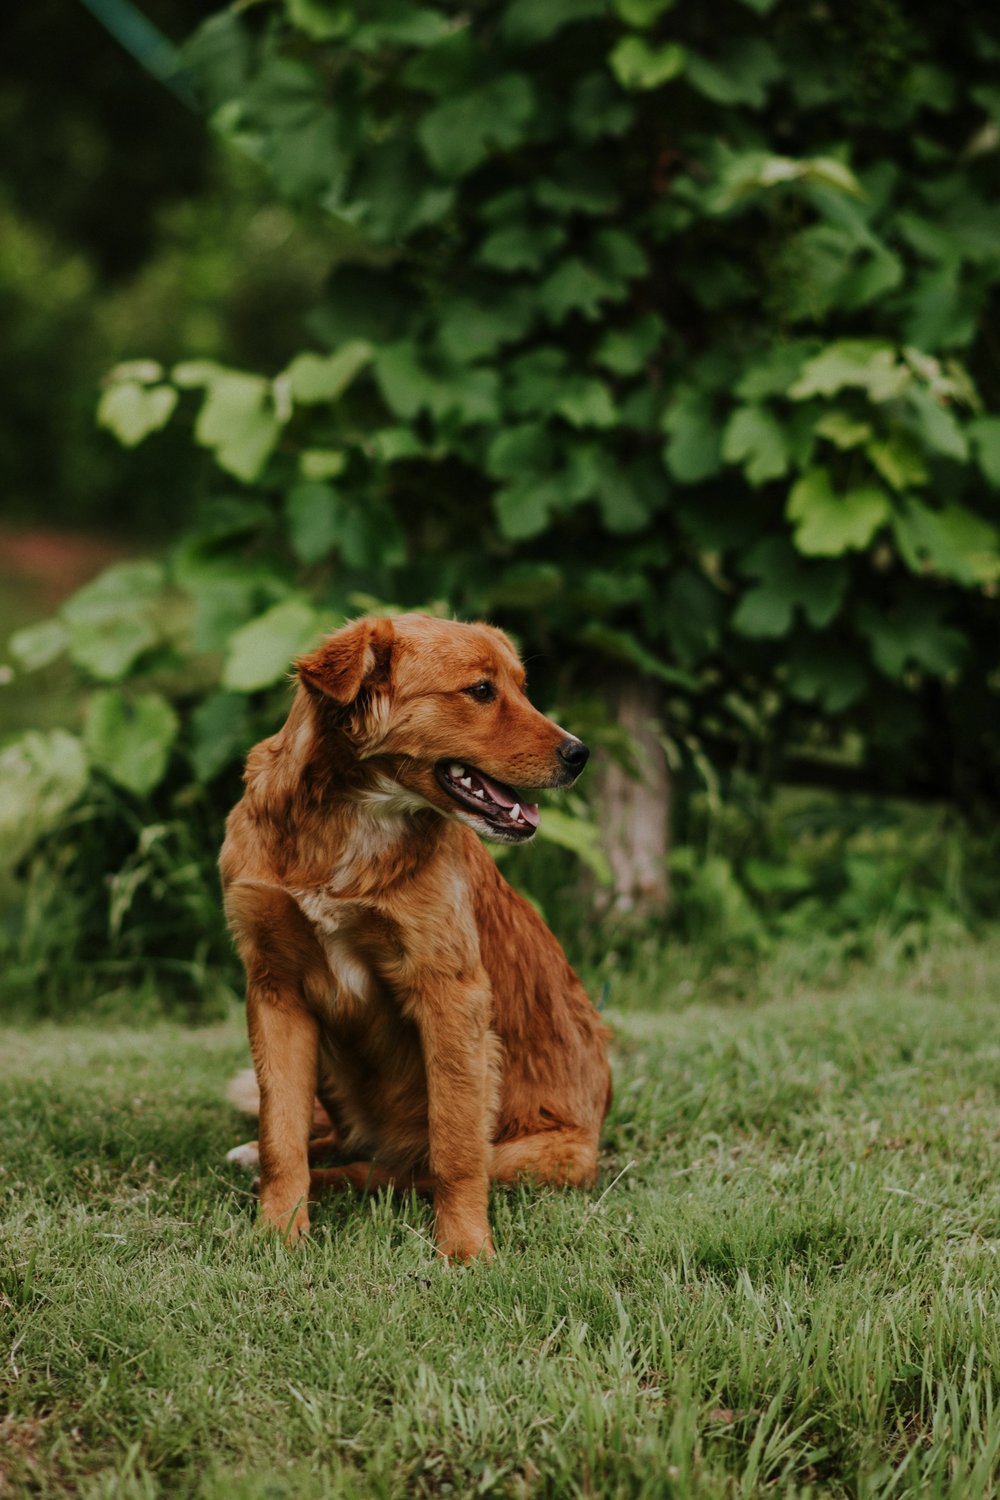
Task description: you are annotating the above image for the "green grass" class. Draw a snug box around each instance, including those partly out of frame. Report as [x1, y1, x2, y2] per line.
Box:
[4, 938, 1000, 1498]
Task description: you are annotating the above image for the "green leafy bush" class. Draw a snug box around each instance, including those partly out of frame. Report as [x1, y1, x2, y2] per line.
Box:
[57, 0, 1000, 788]
[6, 0, 1000, 1007]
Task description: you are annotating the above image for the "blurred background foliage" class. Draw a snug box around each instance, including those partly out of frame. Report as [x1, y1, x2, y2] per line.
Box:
[3, 0, 1000, 1014]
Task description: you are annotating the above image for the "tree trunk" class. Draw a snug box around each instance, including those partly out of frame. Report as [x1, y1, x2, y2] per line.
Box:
[593, 673, 671, 917]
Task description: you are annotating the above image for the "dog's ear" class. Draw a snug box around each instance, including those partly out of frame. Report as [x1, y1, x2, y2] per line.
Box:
[296, 616, 395, 706]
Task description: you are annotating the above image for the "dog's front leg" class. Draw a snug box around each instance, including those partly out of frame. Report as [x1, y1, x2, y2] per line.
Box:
[409, 969, 496, 1263]
[248, 987, 318, 1243]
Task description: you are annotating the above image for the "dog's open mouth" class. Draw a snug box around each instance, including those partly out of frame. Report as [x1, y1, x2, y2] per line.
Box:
[435, 761, 540, 838]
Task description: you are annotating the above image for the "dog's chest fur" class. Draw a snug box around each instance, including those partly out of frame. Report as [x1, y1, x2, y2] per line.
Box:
[290, 887, 379, 1015]
[288, 880, 439, 1165]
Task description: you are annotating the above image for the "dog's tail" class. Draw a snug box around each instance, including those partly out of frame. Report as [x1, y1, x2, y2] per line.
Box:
[225, 1067, 333, 1130]
[226, 1068, 261, 1116]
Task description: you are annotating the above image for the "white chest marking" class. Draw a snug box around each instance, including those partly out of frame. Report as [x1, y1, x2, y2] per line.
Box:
[293, 890, 373, 1008]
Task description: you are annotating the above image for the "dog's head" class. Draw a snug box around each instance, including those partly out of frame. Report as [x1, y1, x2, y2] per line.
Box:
[296, 614, 588, 843]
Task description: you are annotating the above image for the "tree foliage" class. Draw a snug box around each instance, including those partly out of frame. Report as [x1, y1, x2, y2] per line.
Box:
[8, 0, 1000, 907]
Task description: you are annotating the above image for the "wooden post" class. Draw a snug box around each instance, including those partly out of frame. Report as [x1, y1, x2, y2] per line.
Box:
[594, 673, 671, 916]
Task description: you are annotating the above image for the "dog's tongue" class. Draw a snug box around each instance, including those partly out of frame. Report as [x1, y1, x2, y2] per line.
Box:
[476, 769, 541, 828]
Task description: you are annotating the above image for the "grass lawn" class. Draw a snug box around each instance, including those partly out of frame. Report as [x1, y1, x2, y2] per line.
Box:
[3, 938, 1000, 1498]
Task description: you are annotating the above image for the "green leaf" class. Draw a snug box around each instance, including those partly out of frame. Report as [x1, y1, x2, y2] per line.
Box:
[343, 498, 406, 571]
[0, 730, 89, 870]
[814, 411, 873, 450]
[570, 70, 635, 141]
[441, 367, 501, 426]
[904, 264, 974, 351]
[540, 258, 626, 322]
[105, 360, 165, 385]
[905, 387, 969, 462]
[555, 378, 617, 429]
[733, 538, 847, 638]
[285, 481, 342, 565]
[685, 39, 781, 107]
[721, 405, 789, 486]
[789, 341, 909, 403]
[503, 0, 606, 45]
[418, 75, 535, 178]
[402, 29, 477, 96]
[482, 564, 563, 612]
[608, 36, 685, 92]
[64, 560, 166, 609]
[97, 382, 178, 447]
[172, 359, 225, 388]
[787, 469, 890, 556]
[506, 348, 569, 417]
[593, 314, 664, 376]
[563, 448, 650, 532]
[578, 623, 699, 689]
[494, 479, 562, 541]
[353, 6, 453, 48]
[374, 343, 427, 421]
[970, 415, 1000, 488]
[743, 857, 814, 895]
[194, 371, 282, 482]
[299, 448, 347, 480]
[479, 562, 563, 609]
[284, 342, 373, 403]
[284, 0, 352, 41]
[892, 501, 1000, 585]
[534, 173, 618, 216]
[84, 690, 179, 797]
[486, 425, 554, 481]
[437, 294, 534, 362]
[663, 568, 723, 666]
[598, 475, 649, 534]
[730, 587, 792, 638]
[785, 641, 867, 713]
[838, 248, 905, 313]
[223, 599, 326, 692]
[477, 223, 565, 273]
[865, 432, 928, 490]
[189, 692, 252, 782]
[614, 0, 676, 26]
[734, 341, 819, 400]
[534, 807, 611, 884]
[661, 393, 722, 483]
[857, 600, 966, 679]
[593, 228, 648, 282]
[372, 427, 425, 463]
[8, 618, 70, 672]
[60, 562, 166, 682]
[65, 611, 158, 684]
[710, 152, 862, 212]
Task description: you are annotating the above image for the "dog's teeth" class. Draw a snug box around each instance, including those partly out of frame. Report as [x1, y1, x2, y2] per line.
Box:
[449, 763, 464, 778]
[473, 789, 485, 799]
[510, 803, 521, 822]
[461, 776, 474, 788]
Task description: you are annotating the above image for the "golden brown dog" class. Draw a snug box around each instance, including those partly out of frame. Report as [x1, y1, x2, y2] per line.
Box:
[220, 614, 611, 1261]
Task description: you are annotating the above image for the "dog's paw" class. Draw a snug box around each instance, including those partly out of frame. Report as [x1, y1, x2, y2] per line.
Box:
[260, 1199, 310, 1244]
[438, 1230, 496, 1264]
[225, 1140, 260, 1170]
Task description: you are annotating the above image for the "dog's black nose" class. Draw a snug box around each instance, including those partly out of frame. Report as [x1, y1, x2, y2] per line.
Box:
[558, 738, 590, 773]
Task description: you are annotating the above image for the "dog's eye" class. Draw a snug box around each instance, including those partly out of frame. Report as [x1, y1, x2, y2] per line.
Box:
[464, 680, 495, 703]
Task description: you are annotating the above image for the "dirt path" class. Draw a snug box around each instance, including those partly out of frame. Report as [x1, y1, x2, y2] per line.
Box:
[1, 525, 132, 609]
